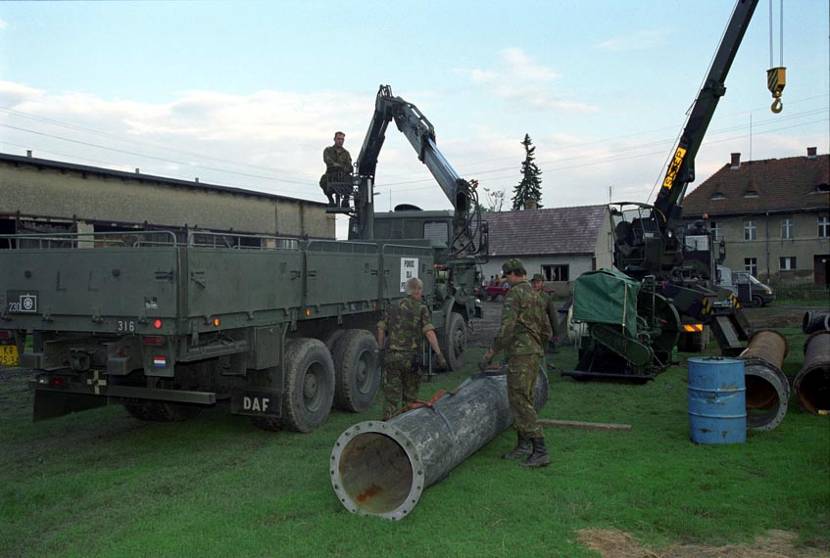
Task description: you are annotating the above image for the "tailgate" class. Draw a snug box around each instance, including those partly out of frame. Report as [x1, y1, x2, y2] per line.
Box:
[1, 246, 179, 333]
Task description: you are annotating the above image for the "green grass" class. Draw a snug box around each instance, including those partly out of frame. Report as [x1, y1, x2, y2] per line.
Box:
[1, 339, 828, 558]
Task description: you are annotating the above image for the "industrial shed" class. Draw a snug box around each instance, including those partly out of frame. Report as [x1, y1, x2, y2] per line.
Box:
[0, 152, 334, 241]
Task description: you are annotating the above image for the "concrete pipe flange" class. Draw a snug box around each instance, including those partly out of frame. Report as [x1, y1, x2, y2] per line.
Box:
[330, 420, 426, 521]
[742, 357, 790, 432]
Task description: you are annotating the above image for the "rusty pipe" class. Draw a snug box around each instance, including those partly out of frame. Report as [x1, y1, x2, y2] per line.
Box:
[739, 329, 790, 431]
[329, 367, 548, 520]
[794, 332, 830, 415]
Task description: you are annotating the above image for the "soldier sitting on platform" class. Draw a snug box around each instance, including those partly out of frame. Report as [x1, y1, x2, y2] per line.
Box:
[320, 131, 353, 208]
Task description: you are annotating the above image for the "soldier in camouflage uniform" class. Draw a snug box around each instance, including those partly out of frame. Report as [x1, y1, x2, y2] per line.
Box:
[482, 259, 552, 468]
[321, 131, 353, 208]
[377, 277, 448, 420]
[532, 273, 559, 353]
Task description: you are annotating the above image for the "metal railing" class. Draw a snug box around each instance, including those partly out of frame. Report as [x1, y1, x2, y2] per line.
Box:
[186, 230, 300, 251]
[0, 230, 178, 249]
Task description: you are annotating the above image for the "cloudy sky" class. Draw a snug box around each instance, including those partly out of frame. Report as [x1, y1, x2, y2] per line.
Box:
[0, 1, 827, 237]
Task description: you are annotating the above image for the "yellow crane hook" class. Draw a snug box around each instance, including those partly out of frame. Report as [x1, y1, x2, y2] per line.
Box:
[767, 66, 786, 113]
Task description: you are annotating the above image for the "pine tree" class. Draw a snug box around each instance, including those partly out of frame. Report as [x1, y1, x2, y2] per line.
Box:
[511, 134, 543, 210]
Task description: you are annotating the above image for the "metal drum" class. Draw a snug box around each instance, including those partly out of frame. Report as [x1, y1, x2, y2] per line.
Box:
[688, 357, 746, 444]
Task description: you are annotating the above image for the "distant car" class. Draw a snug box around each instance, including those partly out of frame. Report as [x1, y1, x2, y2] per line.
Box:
[484, 283, 510, 301]
[716, 265, 775, 307]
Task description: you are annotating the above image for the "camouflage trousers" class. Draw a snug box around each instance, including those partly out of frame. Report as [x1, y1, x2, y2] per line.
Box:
[382, 351, 420, 420]
[506, 353, 543, 438]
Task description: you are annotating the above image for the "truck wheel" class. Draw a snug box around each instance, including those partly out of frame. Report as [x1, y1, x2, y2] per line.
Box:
[332, 329, 380, 413]
[280, 338, 335, 432]
[124, 401, 201, 422]
[752, 295, 763, 307]
[440, 312, 467, 371]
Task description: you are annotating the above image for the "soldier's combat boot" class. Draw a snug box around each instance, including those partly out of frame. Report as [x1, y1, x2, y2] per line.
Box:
[502, 433, 532, 460]
[522, 437, 550, 468]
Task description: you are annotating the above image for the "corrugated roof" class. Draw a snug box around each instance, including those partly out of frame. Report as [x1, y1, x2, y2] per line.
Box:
[682, 153, 829, 217]
[0, 152, 327, 207]
[485, 204, 607, 256]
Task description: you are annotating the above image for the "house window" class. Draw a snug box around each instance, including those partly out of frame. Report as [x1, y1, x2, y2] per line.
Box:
[710, 221, 721, 240]
[819, 216, 830, 239]
[781, 218, 794, 240]
[744, 220, 756, 241]
[744, 257, 758, 276]
[542, 264, 569, 282]
[779, 256, 797, 271]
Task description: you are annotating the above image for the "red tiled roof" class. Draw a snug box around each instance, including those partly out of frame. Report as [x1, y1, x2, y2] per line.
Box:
[485, 204, 606, 257]
[682, 153, 829, 217]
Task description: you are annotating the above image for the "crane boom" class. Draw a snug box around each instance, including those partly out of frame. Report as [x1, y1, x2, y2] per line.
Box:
[655, 0, 759, 230]
[353, 85, 482, 257]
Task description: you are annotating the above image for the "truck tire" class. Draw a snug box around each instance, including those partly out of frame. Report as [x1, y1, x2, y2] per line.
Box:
[332, 329, 380, 413]
[440, 312, 467, 371]
[280, 338, 335, 433]
[124, 401, 202, 422]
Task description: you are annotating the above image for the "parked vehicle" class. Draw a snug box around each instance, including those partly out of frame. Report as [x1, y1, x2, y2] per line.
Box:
[717, 265, 775, 306]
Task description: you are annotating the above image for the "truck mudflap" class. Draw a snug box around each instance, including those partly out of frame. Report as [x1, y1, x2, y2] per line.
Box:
[30, 370, 217, 421]
[230, 389, 282, 418]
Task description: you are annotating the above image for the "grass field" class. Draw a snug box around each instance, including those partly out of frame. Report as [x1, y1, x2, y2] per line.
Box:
[1, 328, 828, 557]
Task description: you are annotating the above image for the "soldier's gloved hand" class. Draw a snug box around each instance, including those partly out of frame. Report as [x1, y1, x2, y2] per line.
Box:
[436, 353, 448, 370]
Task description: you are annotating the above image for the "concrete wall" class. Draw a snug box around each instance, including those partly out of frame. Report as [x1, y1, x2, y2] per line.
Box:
[0, 161, 334, 238]
[710, 211, 830, 283]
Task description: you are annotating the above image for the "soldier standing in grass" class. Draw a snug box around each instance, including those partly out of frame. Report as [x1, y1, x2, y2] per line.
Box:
[377, 277, 447, 420]
[481, 259, 552, 468]
[320, 131, 353, 207]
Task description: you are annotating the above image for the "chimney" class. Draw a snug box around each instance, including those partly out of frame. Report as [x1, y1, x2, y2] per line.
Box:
[730, 152, 741, 169]
[26, 150, 32, 158]
[525, 199, 538, 210]
[194, 177, 200, 183]
[135, 168, 140, 174]
[807, 146, 817, 160]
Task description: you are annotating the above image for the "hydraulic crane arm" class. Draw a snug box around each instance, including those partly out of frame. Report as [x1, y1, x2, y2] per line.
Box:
[655, 0, 759, 230]
[355, 85, 483, 256]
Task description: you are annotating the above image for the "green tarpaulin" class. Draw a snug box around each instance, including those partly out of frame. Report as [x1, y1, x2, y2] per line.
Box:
[572, 267, 639, 337]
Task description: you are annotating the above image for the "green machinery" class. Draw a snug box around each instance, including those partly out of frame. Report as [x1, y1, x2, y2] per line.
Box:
[566, 268, 680, 381]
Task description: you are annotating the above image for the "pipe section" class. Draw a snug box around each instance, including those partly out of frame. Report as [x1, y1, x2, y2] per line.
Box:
[795, 332, 830, 414]
[330, 368, 549, 520]
[802, 310, 830, 334]
[739, 329, 790, 431]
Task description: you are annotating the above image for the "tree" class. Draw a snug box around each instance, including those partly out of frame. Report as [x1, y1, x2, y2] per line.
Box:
[512, 134, 543, 210]
[482, 187, 506, 212]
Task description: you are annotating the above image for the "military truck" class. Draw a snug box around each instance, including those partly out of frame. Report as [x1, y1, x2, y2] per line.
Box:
[0, 85, 487, 431]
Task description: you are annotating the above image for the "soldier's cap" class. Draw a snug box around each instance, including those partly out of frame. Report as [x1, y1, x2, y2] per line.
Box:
[531, 273, 544, 282]
[501, 258, 527, 276]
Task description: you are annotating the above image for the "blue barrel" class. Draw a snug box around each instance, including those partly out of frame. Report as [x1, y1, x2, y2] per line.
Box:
[688, 357, 746, 444]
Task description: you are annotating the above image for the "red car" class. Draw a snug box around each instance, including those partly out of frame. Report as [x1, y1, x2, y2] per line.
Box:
[483, 282, 510, 301]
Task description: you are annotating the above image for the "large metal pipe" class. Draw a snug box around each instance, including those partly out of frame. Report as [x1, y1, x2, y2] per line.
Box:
[802, 310, 830, 334]
[330, 368, 549, 520]
[794, 332, 830, 414]
[739, 329, 790, 431]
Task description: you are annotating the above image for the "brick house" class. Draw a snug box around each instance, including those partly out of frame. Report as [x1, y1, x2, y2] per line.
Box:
[682, 148, 829, 285]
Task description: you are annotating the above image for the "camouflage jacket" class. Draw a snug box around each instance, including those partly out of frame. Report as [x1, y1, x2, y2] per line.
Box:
[323, 145, 353, 175]
[377, 296, 434, 353]
[492, 281, 552, 357]
[540, 291, 560, 335]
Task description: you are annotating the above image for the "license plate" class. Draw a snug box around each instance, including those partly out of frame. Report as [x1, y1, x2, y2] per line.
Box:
[231, 390, 281, 417]
[0, 345, 19, 367]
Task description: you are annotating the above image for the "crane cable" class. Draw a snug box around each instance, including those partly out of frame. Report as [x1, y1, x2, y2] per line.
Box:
[767, 0, 786, 113]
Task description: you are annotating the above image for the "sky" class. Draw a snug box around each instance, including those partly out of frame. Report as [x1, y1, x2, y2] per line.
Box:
[0, 1, 827, 238]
